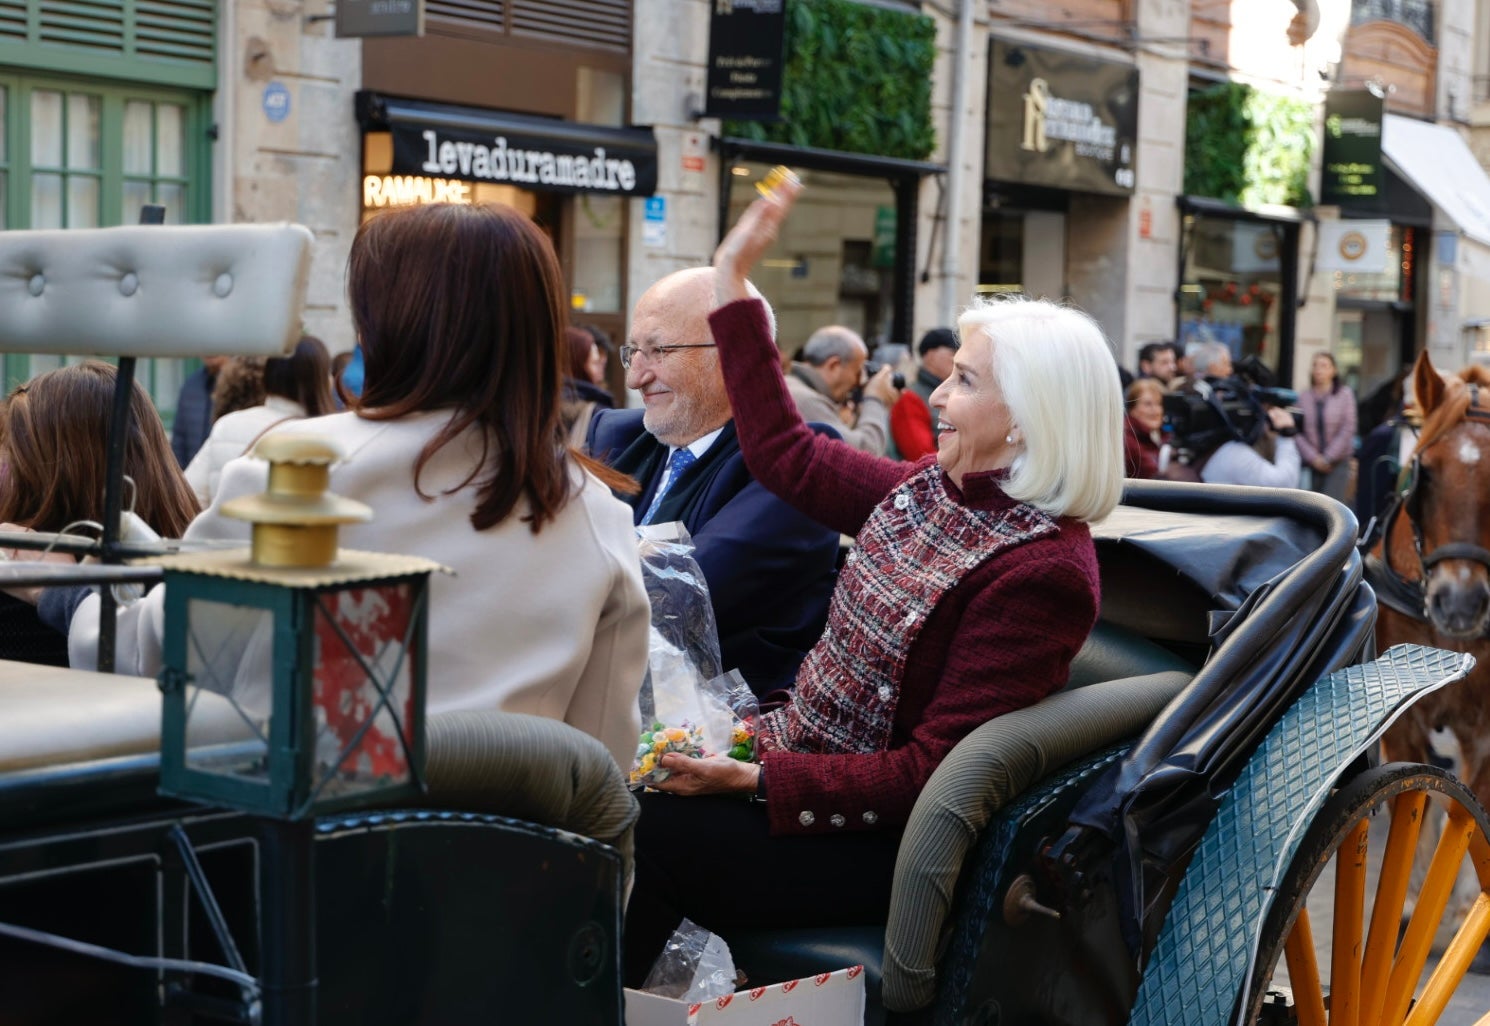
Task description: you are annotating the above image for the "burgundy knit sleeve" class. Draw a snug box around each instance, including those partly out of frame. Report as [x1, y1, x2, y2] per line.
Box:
[759, 538, 1099, 836]
[709, 298, 910, 535]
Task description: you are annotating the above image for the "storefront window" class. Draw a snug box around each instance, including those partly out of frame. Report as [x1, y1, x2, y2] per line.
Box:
[727, 162, 898, 352]
[1178, 214, 1293, 380]
[1333, 224, 1411, 303]
[571, 194, 624, 314]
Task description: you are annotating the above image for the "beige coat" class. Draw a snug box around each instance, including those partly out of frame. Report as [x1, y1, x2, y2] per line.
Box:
[68, 410, 650, 769]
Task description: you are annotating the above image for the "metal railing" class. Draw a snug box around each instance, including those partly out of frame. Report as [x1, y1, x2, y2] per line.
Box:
[1349, 0, 1434, 41]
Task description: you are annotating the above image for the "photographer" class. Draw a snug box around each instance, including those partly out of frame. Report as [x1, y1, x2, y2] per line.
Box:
[785, 324, 898, 454]
[1165, 343, 1302, 488]
[1201, 400, 1302, 488]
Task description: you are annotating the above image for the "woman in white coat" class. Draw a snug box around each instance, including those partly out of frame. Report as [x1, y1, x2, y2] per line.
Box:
[44, 203, 651, 769]
[183, 335, 335, 506]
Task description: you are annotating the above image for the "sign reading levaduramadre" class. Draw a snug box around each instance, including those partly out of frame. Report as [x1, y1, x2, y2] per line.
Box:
[385, 122, 659, 198]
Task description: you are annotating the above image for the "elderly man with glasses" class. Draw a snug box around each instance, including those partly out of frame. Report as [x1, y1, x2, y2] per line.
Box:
[588, 267, 840, 702]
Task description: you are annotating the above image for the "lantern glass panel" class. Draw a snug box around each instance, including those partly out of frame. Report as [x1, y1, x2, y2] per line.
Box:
[184, 597, 274, 779]
[309, 583, 418, 800]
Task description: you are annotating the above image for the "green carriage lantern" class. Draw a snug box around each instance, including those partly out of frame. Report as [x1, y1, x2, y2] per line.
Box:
[157, 435, 442, 820]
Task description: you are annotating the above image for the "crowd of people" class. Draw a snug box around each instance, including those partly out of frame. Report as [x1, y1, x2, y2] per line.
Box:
[0, 173, 1391, 984]
[1118, 337, 1368, 503]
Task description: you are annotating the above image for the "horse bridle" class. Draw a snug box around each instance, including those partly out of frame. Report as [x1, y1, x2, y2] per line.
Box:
[1367, 382, 1490, 628]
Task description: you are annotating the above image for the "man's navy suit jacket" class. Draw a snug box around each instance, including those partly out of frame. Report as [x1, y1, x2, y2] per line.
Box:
[587, 409, 839, 698]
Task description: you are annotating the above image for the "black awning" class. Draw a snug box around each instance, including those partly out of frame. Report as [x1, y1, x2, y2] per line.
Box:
[716, 136, 944, 181]
[356, 92, 658, 198]
[1177, 194, 1305, 223]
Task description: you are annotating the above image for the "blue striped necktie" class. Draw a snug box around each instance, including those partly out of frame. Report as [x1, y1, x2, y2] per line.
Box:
[641, 447, 697, 525]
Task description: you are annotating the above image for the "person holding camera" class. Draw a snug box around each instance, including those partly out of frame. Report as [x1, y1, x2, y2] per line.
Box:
[1175, 344, 1301, 488]
[1201, 401, 1302, 488]
[785, 324, 897, 454]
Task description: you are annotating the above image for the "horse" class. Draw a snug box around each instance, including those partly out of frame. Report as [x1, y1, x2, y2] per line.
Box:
[1368, 350, 1490, 950]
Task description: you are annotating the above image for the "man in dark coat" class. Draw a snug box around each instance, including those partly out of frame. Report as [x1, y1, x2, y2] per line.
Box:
[171, 355, 226, 468]
[587, 268, 839, 700]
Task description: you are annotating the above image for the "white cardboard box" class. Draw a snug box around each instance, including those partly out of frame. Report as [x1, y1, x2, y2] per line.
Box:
[625, 965, 866, 1026]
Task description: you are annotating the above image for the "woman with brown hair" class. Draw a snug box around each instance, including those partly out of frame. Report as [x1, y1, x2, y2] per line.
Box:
[0, 361, 199, 664]
[51, 203, 651, 769]
[561, 325, 615, 448]
[184, 335, 336, 505]
[1123, 377, 1165, 479]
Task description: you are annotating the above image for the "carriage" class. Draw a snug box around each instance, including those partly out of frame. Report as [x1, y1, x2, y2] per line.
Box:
[0, 219, 1486, 1026]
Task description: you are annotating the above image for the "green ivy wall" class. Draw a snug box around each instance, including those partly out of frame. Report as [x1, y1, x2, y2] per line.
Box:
[724, 0, 937, 160]
[1184, 82, 1315, 209]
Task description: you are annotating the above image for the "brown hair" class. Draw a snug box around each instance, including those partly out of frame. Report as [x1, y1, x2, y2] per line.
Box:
[1125, 377, 1163, 407]
[565, 326, 597, 382]
[348, 203, 631, 533]
[212, 357, 266, 420]
[0, 361, 200, 537]
[263, 335, 334, 417]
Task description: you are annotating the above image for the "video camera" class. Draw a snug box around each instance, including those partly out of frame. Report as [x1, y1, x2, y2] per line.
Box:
[1162, 360, 1301, 458]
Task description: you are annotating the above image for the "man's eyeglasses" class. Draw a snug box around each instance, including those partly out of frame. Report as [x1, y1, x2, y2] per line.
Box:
[618, 343, 717, 370]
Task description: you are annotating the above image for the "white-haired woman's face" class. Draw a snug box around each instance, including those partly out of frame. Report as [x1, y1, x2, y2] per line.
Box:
[927, 328, 1016, 488]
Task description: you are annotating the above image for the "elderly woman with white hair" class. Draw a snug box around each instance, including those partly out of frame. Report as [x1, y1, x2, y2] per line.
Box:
[623, 173, 1125, 983]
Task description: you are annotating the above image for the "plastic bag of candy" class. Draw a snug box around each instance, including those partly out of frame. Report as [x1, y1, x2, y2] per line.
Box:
[629, 668, 760, 788]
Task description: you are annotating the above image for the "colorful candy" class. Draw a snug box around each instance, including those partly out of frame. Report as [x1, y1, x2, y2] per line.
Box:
[755, 165, 799, 199]
[628, 718, 757, 788]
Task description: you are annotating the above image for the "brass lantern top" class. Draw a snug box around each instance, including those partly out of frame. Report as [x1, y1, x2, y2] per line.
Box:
[221, 434, 373, 569]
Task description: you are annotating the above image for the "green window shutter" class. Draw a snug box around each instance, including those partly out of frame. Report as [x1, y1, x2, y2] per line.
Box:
[0, 0, 215, 89]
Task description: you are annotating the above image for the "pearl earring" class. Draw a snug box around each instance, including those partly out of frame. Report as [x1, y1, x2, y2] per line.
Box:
[1005, 433, 1016, 445]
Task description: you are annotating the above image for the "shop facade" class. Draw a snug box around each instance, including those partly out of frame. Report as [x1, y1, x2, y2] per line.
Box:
[1175, 199, 1300, 385]
[356, 13, 652, 393]
[716, 138, 940, 356]
[978, 37, 1140, 348]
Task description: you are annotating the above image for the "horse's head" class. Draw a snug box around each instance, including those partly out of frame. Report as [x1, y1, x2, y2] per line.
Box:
[1394, 350, 1490, 639]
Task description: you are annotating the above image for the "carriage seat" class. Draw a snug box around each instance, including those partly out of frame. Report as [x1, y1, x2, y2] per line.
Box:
[0, 658, 252, 825]
[0, 660, 639, 876]
[724, 620, 1196, 1023]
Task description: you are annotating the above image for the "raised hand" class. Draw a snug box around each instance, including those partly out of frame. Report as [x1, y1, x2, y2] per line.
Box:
[713, 168, 802, 309]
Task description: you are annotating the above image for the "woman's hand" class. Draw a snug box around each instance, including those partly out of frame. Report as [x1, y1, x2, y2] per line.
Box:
[651, 754, 760, 797]
[713, 171, 803, 310]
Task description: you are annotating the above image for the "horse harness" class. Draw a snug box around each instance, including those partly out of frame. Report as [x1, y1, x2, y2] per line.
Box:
[1364, 382, 1490, 630]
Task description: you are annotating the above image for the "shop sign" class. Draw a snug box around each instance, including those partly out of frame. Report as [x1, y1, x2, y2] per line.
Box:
[362, 175, 471, 209]
[336, 0, 424, 37]
[703, 0, 786, 119]
[1321, 90, 1383, 209]
[262, 82, 290, 124]
[387, 124, 658, 197]
[985, 39, 1138, 197]
[1317, 220, 1392, 273]
[872, 207, 896, 269]
[643, 197, 667, 249]
[682, 132, 708, 174]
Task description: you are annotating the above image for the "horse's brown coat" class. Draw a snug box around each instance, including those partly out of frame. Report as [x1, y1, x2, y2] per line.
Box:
[1376, 352, 1490, 804]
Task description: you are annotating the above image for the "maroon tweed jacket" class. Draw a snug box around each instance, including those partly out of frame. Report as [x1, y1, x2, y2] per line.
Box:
[710, 299, 1100, 837]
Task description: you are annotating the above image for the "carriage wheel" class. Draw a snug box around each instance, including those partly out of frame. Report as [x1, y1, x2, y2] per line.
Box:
[1240, 763, 1490, 1026]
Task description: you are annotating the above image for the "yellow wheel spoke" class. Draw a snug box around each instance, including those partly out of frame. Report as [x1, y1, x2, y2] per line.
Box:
[1285, 908, 1328, 1026]
[1331, 817, 1369, 1026]
[1407, 892, 1490, 1026]
[1362, 791, 1429, 1026]
[1382, 804, 1478, 1026]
